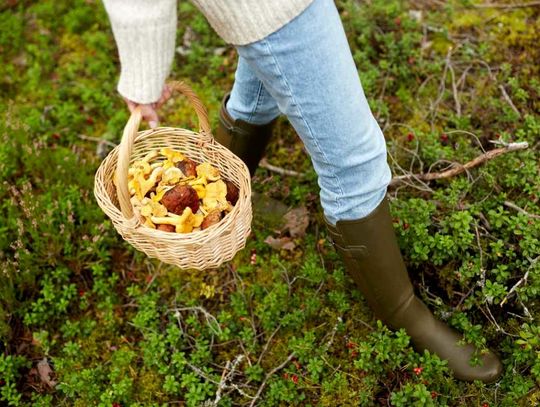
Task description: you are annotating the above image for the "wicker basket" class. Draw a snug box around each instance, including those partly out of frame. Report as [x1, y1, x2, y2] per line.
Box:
[94, 81, 252, 270]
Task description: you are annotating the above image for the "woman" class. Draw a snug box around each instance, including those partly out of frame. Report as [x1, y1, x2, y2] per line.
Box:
[103, 0, 503, 383]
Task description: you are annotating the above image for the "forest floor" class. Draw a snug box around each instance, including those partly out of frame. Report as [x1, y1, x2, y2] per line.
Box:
[1, 0, 539, 406]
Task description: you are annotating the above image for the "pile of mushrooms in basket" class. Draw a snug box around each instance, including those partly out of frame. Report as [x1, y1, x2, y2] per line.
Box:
[127, 146, 239, 234]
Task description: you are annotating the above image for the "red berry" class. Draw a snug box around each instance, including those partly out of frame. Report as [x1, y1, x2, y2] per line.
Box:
[413, 367, 423, 375]
[440, 133, 449, 142]
[291, 374, 299, 384]
[431, 391, 438, 399]
[407, 133, 415, 142]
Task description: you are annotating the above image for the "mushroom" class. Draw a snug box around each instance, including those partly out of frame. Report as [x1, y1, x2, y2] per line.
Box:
[203, 180, 228, 212]
[143, 217, 156, 229]
[196, 162, 221, 181]
[132, 166, 163, 200]
[201, 210, 223, 230]
[140, 198, 168, 218]
[191, 184, 206, 199]
[161, 184, 200, 215]
[224, 180, 239, 205]
[161, 167, 183, 185]
[151, 207, 203, 233]
[176, 158, 198, 177]
[128, 150, 159, 177]
[160, 147, 185, 163]
[157, 224, 175, 233]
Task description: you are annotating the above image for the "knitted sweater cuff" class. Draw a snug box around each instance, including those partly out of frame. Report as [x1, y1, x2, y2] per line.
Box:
[103, 0, 177, 104]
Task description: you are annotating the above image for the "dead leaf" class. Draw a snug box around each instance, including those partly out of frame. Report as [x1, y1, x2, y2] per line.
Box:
[264, 236, 296, 251]
[37, 357, 57, 388]
[283, 206, 309, 238]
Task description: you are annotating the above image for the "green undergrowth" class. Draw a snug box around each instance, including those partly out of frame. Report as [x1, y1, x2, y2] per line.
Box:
[0, 0, 538, 406]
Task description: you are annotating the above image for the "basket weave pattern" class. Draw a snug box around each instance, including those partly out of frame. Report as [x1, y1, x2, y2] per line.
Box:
[94, 81, 252, 270]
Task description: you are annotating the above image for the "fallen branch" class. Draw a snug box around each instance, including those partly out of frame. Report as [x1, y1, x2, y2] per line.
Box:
[389, 141, 528, 188]
[212, 355, 247, 405]
[499, 85, 521, 117]
[503, 201, 540, 220]
[249, 352, 296, 407]
[500, 256, 538, 306]
[259, 158, 306, 177]
[472, 1, 540, 9]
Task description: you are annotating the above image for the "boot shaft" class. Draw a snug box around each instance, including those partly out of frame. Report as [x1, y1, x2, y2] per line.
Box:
[215, 94, 276, 176]
[324, 198, 414, 325]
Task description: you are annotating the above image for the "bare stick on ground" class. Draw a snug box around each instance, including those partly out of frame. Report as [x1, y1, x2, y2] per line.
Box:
[500, 256, 539, 306]
[259, 158, 306, 177]
[249, 352, 296, 407]
[389, 141, 529, 188]
[503, 201, 540, 220]
[472, 2, 540, 9]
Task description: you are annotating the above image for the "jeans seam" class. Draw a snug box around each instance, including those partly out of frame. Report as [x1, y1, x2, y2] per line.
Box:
[247, 80, 265, 123]
[262, 38, 344, 213]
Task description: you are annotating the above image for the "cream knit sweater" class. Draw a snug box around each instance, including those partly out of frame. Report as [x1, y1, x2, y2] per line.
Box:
[102, 0, 314, 104]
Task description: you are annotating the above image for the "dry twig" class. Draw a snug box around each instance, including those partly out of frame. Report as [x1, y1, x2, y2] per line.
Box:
[500, 256, 539, 306]
[472, 1, 540, 9]
[498, 84, 521, 117]
[259, 158, 306, 177]
[389, 141, 529, 188]
[212, 355, 249, 405]
[503, 201, 540, 220]
[249, 352, 296, 407]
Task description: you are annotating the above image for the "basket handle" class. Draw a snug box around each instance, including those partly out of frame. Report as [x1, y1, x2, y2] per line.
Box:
[115, 80, 212, 219]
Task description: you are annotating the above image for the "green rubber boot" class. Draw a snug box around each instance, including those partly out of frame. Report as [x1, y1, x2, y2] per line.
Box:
[215, 93, 277, 176]
[325, 197, 503, 383]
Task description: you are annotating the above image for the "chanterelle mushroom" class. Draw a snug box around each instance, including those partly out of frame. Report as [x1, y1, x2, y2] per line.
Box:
[151, 207, 203, 233]
[196, 162, 221, 181]
[203, 180, 228, 212]
[140, 198, 168, 218]
[133, 166, 163, 200]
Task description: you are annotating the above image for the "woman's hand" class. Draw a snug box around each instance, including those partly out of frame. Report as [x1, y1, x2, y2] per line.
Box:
[122, 84, 173, 128]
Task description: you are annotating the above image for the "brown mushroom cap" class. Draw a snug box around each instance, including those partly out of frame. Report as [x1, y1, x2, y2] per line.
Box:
[175, 158, 198, 178]
[157, 224, 176, 233]
[201, 210, 223, 230]
[224, 180, 239, 205]
[161, 184, 200, 215]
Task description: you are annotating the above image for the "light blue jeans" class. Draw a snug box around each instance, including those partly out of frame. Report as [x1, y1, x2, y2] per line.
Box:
[226, 0, 391, 226]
